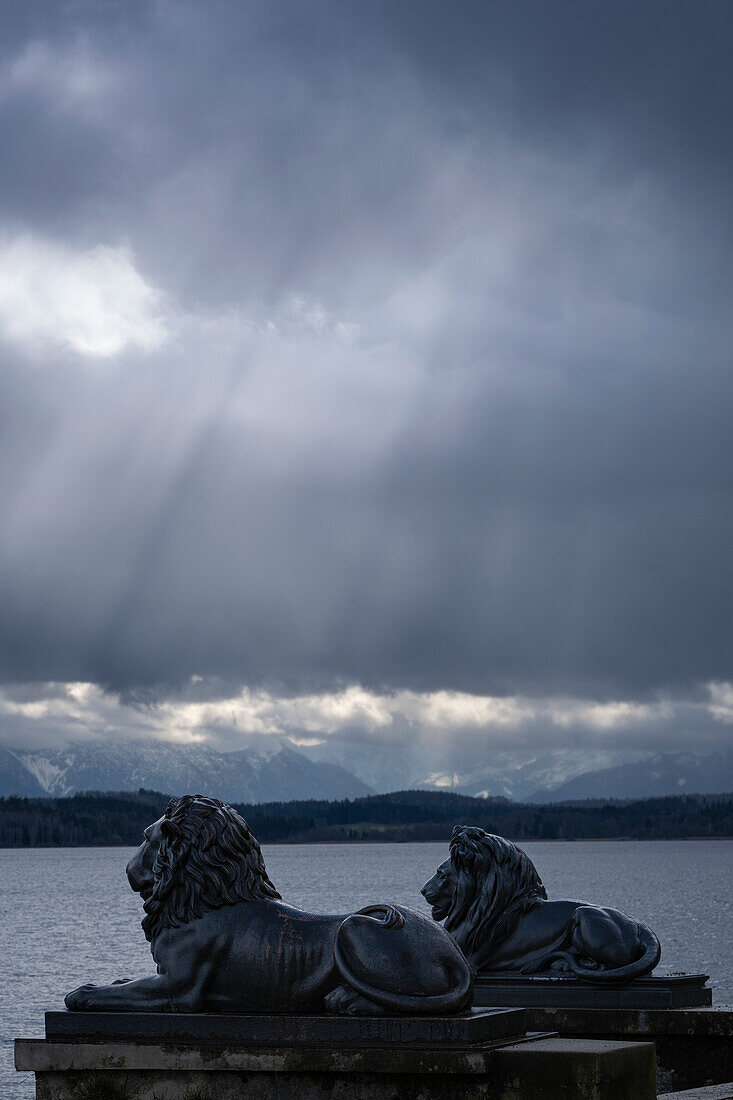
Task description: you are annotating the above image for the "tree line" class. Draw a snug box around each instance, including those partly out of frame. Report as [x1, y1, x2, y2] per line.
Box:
[0, 787, 731, 847]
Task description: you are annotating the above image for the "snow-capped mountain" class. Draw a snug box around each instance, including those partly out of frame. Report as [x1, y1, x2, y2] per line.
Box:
[0, 748, 52, 797]
[445, 749, 652, 801]
[298, 739, 652, 801]
[530, 750, 733, 802]
[0, 739, 372, 803]
[3, 737, 730, 806]
[297, 740, 733, 801]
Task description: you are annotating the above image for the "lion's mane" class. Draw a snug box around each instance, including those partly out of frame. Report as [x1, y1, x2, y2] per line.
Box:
[141, 795, 281, 944]
[444, 825, 547, 965]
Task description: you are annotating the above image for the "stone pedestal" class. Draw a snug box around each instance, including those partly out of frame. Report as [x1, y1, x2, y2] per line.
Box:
[15, 1009, 657, 1100]
[472, 971, 726, 1091]
[474, 972, 711, 1009]
[522, 1006, 733, 1095]
[43, 1006, 525, 1046]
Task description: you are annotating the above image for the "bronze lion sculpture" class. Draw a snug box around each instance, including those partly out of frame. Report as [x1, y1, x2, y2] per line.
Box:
[65, 795, 473, 1015]
[421, 826, 661, 982]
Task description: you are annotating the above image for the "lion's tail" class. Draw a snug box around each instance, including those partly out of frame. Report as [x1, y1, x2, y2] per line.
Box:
[333, 904, 474, 1013]
[565, 922, 662, 983]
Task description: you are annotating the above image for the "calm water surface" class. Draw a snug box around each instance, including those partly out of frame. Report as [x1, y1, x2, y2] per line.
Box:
[2, 839, 731, 1099]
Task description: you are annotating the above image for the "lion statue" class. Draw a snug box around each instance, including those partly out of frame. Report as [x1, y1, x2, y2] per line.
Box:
[65, 795, 473, 1016]
[421, 826, 661, 982]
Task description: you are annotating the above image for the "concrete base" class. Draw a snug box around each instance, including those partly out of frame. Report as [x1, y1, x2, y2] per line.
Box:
[522, 1006, 733, 1095]
[474, 972, 711, 1009]
[16, 1035, 657, 1100]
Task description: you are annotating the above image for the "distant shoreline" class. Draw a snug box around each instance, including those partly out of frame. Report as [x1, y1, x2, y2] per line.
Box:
[3, 834, 733, 850]
[1, 788, 732, 847]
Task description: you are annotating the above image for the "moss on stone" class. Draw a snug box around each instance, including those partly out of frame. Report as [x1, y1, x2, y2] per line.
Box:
[71, 1073, 129, 1100]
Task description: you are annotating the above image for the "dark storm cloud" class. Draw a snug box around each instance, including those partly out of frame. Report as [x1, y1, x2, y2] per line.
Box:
[0, 0, 732, 720]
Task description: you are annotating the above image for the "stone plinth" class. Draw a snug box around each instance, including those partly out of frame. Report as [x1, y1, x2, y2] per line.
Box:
[16, 1025, 657, 1099]
[474, 972, 711, 1009]
[522, 1005, 733, 1095]
[44, 1006, 524, 1046]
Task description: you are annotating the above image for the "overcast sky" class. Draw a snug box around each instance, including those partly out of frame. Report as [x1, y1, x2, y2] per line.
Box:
[1, 1, 732, 756]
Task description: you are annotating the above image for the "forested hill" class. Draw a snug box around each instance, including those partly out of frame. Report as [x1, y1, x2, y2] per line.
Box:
[0, 788, 732, 847]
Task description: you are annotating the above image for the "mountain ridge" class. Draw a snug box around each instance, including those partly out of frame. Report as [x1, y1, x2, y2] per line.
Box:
[529, 749, 733, 802]
[298, 741, 654, 800]
[0, 739, 372, 803]
[2, 738, 732, 805]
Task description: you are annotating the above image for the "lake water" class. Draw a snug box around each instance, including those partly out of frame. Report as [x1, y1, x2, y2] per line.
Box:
[3, 839, 731, 1099]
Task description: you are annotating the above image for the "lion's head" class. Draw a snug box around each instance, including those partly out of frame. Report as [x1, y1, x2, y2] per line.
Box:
[421, 825, 546, 968]
[126, 795, 281, 945]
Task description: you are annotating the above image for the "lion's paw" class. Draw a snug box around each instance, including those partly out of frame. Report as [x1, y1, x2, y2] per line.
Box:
[325, 985, 385, 1016]
[65, 984, 99, 1011]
